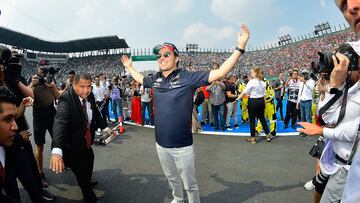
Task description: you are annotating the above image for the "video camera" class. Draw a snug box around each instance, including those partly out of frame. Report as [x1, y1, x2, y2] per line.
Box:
[37, 59, 59, 85]
[312, 43, 359, 74]
[0, 45, 23, 85]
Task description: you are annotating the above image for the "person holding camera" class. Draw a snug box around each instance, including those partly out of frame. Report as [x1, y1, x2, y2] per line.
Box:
[297, 69, 316, 125]
[334, 1, 360, 202]
[298, 41, 360, 202]
[284, 69, 301, 129]
[64, 70, 76, 91]
[29, 59, 61, 188]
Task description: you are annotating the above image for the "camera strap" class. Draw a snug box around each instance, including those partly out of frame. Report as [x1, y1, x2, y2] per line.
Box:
[318, 78, 350, 127]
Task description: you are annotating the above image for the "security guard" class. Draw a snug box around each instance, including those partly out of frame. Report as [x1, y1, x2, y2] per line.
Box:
[255, 79, 277, 136]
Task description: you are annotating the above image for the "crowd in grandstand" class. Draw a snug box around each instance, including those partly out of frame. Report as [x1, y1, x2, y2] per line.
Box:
[180, 30, 358, 77]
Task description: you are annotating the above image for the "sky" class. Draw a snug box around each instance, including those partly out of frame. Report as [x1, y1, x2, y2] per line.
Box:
[0, 0, 348, 52]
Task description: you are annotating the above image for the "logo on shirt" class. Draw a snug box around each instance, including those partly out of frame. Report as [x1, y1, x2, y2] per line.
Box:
[169, 74, 181, 89]
[153, 78, 163, 88]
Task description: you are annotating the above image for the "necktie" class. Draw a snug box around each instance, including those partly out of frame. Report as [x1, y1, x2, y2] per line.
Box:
[82, 99, 91, 149]
[0, 162, 5, 184]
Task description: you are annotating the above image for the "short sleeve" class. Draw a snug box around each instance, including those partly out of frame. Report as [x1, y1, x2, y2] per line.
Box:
[185, 70, 210, 89]
[143, 74, 158, 88]
[243, 79, 254, 95]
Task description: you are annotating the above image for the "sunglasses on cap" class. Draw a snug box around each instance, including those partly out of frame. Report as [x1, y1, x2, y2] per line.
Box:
[153, 42, 179, 56]
[157, 51, 172, 59]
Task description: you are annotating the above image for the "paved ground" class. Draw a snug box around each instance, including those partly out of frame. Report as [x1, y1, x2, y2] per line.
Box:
[19, 109, 317, 203]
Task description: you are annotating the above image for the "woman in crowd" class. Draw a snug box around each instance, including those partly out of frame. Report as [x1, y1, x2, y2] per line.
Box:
[130, 80, 142, 124]
[237, 67, 270, 143]
[109, 76, 123, 123]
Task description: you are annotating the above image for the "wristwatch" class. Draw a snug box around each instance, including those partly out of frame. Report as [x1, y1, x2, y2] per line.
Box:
[329, 87, 339, 94]
[235, 47, 245, 53]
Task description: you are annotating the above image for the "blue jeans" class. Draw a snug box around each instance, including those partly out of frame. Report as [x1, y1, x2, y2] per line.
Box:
[112, 99, 123, 122]
[300, 100, 312, 123]
[141, 101, 153, 125]
[211, 103, 225, 130]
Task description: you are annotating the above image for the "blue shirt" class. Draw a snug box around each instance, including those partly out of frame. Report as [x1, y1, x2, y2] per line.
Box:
[143, 69, 210, 148]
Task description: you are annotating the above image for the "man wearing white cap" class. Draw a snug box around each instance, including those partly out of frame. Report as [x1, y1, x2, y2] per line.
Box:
[121, 25, 250, 203]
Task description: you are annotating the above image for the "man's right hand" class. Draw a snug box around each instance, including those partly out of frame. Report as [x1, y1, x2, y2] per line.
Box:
[120, 55, 132, 69]
[30, 75, 39, 86]
[330, 53, 350, 88]
[50, 154, 65, 174]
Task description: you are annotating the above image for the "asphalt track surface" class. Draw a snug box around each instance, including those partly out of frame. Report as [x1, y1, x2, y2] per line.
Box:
[19, 109, 317, 203]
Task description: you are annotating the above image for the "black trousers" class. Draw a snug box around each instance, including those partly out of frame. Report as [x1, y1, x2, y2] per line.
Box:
[96, 101, 108, 125]
[275, 97, 284, 120]
[5, 134, 44, 203]
[248, 98, 269, 137]
[284, 101, 298, 127]
[105, 98, 111, 121]
[67, 148, 97, 203]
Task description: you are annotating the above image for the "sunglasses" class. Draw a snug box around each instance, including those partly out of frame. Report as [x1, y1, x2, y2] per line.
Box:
[157, 51, 172, 59]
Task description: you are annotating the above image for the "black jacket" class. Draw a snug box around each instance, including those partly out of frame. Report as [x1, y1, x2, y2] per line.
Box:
[52, 87, 106, 162]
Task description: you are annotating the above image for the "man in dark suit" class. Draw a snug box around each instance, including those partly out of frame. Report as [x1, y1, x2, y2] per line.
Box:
[0, 87, 18, 201]
[50, 73, 106, 203]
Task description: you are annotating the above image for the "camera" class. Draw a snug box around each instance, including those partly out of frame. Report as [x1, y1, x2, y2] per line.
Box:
[38, 66, 59, 85]
[0, 45, 12, 65]
[312, 43, 359, 74]
[37, 59, 59, 85]
[0, 45, 23, 85]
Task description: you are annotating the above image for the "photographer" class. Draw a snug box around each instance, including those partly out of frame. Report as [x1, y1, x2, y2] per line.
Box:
[297, 69, 316, 124]
[29, 59, 61, 188]
[336, 1, 360, 202]
[64, 70, 76, 91]
[298, 41, 360, 202]
[284, 69, 301, 129]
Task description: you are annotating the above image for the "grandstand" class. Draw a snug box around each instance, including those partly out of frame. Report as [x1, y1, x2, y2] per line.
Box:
[0, 23, 359, 85]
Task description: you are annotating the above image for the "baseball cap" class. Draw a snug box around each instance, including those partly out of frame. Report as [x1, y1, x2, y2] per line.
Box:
[38, 59, 50, 67]
[153, 42, 179, 56]
[68, 70, 75, 75]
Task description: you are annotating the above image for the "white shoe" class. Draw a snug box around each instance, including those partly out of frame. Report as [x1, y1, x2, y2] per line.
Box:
[304, 180, 315, 191]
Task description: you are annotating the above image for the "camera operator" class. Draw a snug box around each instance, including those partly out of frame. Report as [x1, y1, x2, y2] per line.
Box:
[298, 41, 360, 202]
[334, 1, 360, 202]
[64, 70, 76, 91]
[28, 59, 61, 188]
[284, 69, 301, 129]
[297, 69, 316, 125]
[0, 49, 55, 201]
